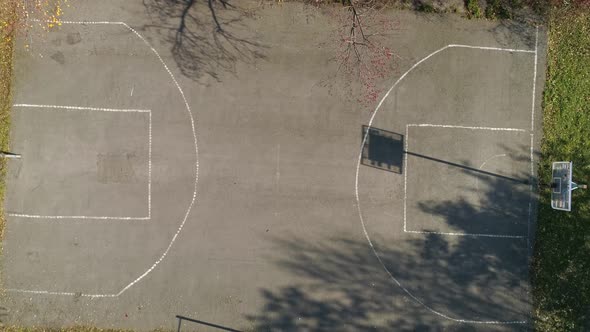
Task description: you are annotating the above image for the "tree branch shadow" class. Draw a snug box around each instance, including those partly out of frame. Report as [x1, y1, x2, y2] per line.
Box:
[247, 233, 529, 330]
[246, 144, 531, 330]
[142, 0, 267, 82]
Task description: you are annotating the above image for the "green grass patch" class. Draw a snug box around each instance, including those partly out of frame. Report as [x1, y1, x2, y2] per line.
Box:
[465, 0, 482, 18]
[532, 7, 590, 332]
[416, 2, 436, 13]
[0, 0, 15, 257]
[484, 0, 512, 19]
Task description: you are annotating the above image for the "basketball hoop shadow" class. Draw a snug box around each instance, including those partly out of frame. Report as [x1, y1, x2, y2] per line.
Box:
[361, 125, 404, 174]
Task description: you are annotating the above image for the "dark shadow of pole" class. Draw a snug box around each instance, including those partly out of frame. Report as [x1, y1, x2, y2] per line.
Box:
[404, 151, 529, 184]
[176, 315, 242, 332]
[359, 125, 530, 184]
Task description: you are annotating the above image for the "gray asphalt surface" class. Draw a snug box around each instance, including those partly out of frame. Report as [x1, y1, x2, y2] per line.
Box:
[1, 1, 546, 331]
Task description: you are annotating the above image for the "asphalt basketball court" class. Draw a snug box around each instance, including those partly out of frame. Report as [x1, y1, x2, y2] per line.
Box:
[0, 1, 546, 330]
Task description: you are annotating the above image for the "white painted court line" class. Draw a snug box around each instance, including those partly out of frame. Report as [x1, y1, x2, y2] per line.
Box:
[13, 103, 150, 113]
[407, 123, 526, 132]
[4, 288, 117, 298]
[405, 230, 526, 239]
[10, 104, 152, 221]
[29, 18, 123, 25]
[5, 289, 75, 296]
[8, 214, 150, 220]
[448, 44, 536, 53]
[475, 154, 507, 191]
[115, 21, 199, 298]
[403, 124, 528, 238]
[148, 111, 152, 219]
[6, 20, 200, 299]
[528, 134, 535, 251]
[403, 125, 409, 232]
[356, 43, 533, 324]
[527, 27, 540, 253]
[530, 27, 539, 133]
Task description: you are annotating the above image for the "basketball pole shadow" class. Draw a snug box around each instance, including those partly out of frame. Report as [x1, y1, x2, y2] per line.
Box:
[361, 125, 529, 185]
[405, 151, 529, 184]
[176, 315, 242, 332]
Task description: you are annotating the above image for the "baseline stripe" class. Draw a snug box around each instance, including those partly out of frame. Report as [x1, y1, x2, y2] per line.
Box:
[29, 18, 123, 25]
[448, 44, 535, 53]
[5, 288, 117, 298]
[8, 213, 150, 220]
[407, 124, 526, 132]
[405, 230, 526, 239]
[527, 26, 540, 254]
[13, 104, 150, 113]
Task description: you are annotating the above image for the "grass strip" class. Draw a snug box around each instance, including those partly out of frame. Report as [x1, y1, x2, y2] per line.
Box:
[532, 7, 590, 332]
[0, 0, 16, 256]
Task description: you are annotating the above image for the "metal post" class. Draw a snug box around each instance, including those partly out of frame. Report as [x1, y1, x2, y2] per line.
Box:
[0, 152, 21, 159]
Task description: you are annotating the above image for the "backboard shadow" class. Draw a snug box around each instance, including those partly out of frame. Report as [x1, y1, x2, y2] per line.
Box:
[361, 125, 404, 174]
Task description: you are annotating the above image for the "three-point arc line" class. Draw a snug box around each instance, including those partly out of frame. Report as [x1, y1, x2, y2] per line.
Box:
[12, 19, 539, 326]
[7, 20, 200, 299]
[356, 40, 538, 324]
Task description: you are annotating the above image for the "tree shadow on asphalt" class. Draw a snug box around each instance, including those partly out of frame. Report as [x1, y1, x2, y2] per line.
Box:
[246, 143, 532, 330]
[488, 19, 538, 50]
[142, 0, 266, 82]
[247, 233, 528, 331]
[412, 9, 538, 51]
[419, 152, 533, 235]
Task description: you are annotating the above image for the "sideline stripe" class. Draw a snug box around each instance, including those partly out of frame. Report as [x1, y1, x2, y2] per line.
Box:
[527, 26, 539, 253]
[448, 44, 536, 53]
[29, 18, 122, 25]
[8, 214, 149, 220]
[5, 289, 117, 298]
[13, 104, 150, 113]
[148, 111, 152, 218]
[530, 27, 539, 132]
[403, 125, 409, 232]
[405, 230, 526, 239]
[407, 123, 526, 132]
